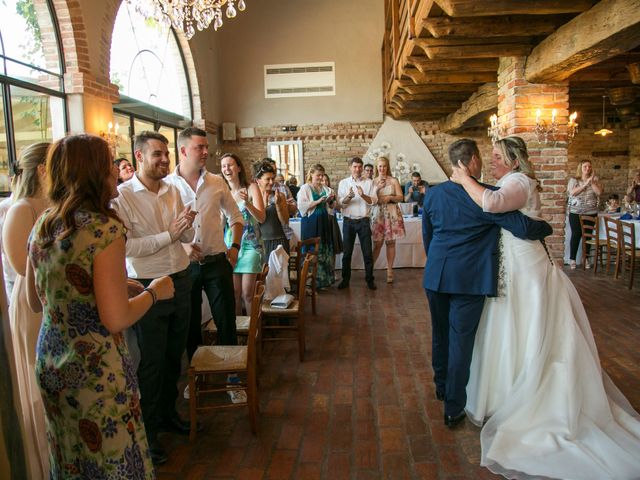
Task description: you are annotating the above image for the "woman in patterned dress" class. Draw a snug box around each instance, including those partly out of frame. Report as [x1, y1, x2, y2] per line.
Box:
[297, 164, 335, 288]
[25, 134, 174, 479]
[371, 156, 405, 283]
[220, 153, 266, 316]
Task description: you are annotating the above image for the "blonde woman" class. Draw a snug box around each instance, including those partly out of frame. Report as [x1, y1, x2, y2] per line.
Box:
[297, 164, 335, 288]
[371, 156, 405, 283]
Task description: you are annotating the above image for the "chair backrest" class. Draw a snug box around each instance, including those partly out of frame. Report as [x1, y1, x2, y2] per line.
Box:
[296, 255, 312, 307]
[297, 237, 320, 280]
[604, 216, 622, 247]
[621, 221, 637, 253]
[257, 263, 269, 284]
[579, 215, 598, 242]
[247, 282, 265, 364]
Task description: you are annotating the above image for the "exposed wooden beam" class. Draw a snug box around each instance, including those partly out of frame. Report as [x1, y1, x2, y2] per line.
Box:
[414, 38, 533, 59]
[407, 57, 498, 72]
[434, 0, 594, 17]
[439, 83, 498, 133]
[525, 0, 640, 83]
[402, 83, 480, 94]
[404, 68, 496, 84]
[422, 15, 570, 38]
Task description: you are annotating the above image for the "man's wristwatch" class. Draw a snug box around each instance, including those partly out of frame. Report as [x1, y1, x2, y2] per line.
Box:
[230, 242, 241, 251]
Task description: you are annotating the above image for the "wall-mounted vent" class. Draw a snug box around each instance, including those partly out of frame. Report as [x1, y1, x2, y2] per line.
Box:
[264, 62, 335, 99]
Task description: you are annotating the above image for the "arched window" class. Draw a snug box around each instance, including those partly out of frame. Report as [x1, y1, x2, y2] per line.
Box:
[0, 0, 66, 194]
[110, 3, 193, 169]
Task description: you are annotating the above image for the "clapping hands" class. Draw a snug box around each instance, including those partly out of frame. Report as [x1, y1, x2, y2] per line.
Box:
[169, 205, 196, 242]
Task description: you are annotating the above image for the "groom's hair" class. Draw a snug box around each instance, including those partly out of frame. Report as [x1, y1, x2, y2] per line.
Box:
[448, 139, 479, 167]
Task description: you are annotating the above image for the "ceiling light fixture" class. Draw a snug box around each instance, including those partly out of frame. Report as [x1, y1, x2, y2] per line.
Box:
[594, 96, 613, 137]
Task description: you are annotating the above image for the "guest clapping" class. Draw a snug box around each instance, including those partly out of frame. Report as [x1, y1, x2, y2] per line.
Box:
[26, 134, 174, 477]
[255, 160, 290, 259]
[114, 157, 134, 184]
[626, 169, 640, 203]
[567, 160, 603, 269]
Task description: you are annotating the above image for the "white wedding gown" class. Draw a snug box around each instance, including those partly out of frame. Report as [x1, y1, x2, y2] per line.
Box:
[465, 172, 640, 480]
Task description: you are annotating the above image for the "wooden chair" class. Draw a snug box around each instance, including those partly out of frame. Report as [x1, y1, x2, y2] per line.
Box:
[603, 216, 622, 277]
[620, 221, 640, 290]
[292, 237, 320, 315]
[188, 283, 265, 440]
[579, 215, 604, 272]
[261, 255, 312, 361]
[203, 264, 269, 344]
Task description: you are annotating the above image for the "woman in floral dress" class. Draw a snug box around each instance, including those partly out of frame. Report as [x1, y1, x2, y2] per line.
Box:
[297, 164, 336, 288]
[26, 135, 174, 479]
[371, 156, 405, 283]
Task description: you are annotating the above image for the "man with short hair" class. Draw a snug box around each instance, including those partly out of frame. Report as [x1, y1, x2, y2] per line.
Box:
[112, 131, 196, 465]
[422, 138, 552, 429]
[337, 157, 378, 290]
[363, 163, 374, 180]
[165, 127, 243, 361]
[405, 171, 429, 204]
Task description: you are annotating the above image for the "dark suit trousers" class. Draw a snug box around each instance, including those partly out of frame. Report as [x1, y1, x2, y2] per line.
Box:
[425, 289, 485, 417]
[134, 272, 192, 441]
[341, 217, 374, 284]
[188, 256, 237, 359]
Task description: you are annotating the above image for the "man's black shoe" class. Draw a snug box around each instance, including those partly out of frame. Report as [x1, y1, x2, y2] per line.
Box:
[367, 281, 377, 290]
[149, 440, 168, 465]
[337, 281, 349, 289]
[444, 411, 466, 429]
[159, 416, 201, 435]
[436, 390, 445, 401]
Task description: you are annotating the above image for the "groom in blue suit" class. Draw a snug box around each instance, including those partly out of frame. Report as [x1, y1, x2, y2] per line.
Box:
[422, 139, 552, 428]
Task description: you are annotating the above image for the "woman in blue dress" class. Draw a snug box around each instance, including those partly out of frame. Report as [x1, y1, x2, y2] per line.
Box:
[220, 153, 266, 315]
[297, 164, 335, 288]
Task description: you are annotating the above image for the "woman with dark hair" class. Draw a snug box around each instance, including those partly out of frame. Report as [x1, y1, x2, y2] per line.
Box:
[254, 160, 289, 259]
[26, 134, 174, 479]
[3, 142, 50, 478]
[114, 157, 135, 184]
[297, 163, 335, 288]
[220, 153, 266, 315]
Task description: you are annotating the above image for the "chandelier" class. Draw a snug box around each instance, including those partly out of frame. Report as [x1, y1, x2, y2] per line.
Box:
[127, 0, 247, 40]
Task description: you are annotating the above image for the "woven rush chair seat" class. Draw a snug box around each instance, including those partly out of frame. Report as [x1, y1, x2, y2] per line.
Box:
[260, 300, 300, 316]
[191, 345, 247, 372]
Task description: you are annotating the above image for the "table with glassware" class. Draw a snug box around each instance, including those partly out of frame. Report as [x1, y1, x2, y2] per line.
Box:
[289, 215, 425, 269]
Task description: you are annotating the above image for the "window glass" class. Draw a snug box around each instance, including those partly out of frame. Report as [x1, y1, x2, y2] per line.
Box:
[10, 85, 65, 154]
[110, 3, 191, 117]
[0, 0, 63, 88]
[0, 101, 10, 193]
[113, 112, 133, 162]
[158, 125, 177, 172]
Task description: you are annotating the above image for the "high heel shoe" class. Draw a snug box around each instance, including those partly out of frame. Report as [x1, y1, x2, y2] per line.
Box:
[387, 271, 393, 283]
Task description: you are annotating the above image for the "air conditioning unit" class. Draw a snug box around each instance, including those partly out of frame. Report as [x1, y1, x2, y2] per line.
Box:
[264, 62, 335, 99]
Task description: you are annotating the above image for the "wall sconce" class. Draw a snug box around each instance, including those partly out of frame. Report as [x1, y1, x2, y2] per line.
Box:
[534, 109, 558, 143]
[100, 122, 120, 156]
[567, 111, 579, 142]
[487, 114, 505, 143]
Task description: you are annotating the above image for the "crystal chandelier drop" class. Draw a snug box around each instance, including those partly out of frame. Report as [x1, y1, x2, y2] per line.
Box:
[127, 0, 247, 40]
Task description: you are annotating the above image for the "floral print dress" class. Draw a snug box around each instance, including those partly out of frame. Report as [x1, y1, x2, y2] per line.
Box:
[29, 210, 154, 480]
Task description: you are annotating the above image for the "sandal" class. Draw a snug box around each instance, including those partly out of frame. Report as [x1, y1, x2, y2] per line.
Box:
[387, 271, 393, 283]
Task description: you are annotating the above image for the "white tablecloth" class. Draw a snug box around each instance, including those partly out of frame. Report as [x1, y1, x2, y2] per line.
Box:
[289, 216, 425, 270]
[598, 214, 640, 247]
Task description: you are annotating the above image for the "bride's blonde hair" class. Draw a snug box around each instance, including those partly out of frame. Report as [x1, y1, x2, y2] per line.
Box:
[495, 136, 541, 191]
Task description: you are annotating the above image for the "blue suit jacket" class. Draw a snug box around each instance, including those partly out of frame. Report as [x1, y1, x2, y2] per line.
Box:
[422, 180, 552, 296]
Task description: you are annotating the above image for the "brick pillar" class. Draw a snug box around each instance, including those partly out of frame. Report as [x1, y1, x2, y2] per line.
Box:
[497, 57, 570, 260]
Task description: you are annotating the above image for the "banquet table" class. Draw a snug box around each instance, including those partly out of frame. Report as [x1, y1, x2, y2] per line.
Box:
[289, 216, 425, 269]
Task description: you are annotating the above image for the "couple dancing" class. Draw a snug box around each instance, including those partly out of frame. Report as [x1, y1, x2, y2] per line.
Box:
[422, 137, 640, 479]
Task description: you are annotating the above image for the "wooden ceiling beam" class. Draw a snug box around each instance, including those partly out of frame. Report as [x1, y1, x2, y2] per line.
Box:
[403, 68, 496, 84]
[433, 0, 595, 17]
[402, 83, 480, 94]
[525, 0, 640, 83]
[422, 15, 571, 39]
[414, 38, 533, 59]
[439, 83, 498, 133]
[406, 57, 498, 72]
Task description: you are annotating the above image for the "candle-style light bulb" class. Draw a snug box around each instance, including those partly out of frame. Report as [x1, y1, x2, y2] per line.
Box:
[536, 109, 541, 124]
[114, 122, 120, 134]
[551, 109, 557, 124]
[108, 122, 113, 133]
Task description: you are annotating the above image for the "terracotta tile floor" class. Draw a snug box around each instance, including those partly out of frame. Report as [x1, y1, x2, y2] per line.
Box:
[157, 267, 640, 479]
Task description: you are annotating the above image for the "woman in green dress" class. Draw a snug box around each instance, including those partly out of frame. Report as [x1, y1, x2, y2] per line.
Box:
[26, 135, 174, 479]
[297, 164, 336, 288]
[220, 153, 266, 316]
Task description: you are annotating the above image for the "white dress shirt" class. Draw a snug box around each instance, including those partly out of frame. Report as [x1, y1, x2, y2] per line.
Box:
[337, 176, 377, 219]
[112, 173, 194, 278]
[165, 166, 243, 256]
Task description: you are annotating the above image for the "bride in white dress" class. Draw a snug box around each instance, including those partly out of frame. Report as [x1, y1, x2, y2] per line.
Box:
[451, 136, 640, 480]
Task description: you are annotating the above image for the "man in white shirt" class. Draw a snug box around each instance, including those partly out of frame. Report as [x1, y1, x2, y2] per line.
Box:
[337, 157, 378, 290]
[112, 131, 196, 465]
[166, 127, 243, 358]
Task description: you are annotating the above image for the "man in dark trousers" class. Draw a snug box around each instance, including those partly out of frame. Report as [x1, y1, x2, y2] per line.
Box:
[422, 138, 552, 428]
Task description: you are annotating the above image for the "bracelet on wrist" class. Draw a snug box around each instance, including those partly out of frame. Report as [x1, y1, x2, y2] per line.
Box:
[143, 287, 157, 305]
